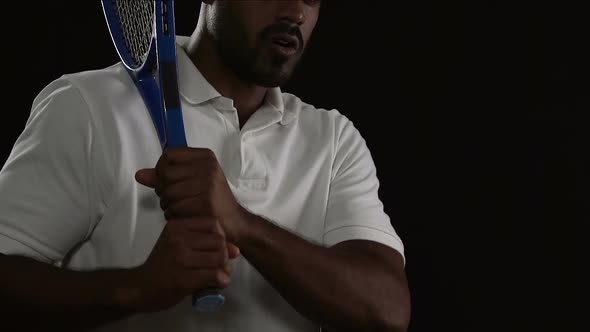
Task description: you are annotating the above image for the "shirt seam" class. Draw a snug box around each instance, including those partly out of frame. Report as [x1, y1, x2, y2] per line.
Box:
[324, 224, 398, 237]
[322, 114, 349, 244]
[60, 75, 108, 242]
[0, 232, 53, 262]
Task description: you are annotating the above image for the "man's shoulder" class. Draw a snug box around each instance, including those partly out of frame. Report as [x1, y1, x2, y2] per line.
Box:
[34, 62, 129, 101]
[30, 62, 140, 122]
[279, 92, 369, 150]
[280, 91, 351, 128]
[28, 61, 147, 149]
[61, 62, 132, 94]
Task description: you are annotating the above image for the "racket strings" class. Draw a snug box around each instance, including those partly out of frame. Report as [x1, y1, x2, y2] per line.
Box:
[114, 0, 154, 67]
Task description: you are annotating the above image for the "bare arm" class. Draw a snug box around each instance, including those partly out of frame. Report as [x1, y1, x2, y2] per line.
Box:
[0, 217, 239, 331]
[235, 212, 411, 332]
[0, 253, 137, 331]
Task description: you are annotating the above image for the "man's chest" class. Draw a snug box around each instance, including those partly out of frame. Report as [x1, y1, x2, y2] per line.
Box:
[90, 109, 335, 267]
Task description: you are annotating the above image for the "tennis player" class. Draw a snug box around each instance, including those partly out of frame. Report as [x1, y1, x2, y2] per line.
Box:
[0, 1, 411, 331]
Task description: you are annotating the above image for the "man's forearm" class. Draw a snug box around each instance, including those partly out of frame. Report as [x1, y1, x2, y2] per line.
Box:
[0, 253, 138, 331]
[235, 212, 410, 332]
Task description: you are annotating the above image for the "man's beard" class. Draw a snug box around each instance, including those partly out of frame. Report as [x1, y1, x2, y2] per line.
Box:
[214, 24, 304, 87]
[217, 42, 295, 87]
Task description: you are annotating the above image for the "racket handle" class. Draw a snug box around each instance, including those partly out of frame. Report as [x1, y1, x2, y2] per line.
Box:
[192, 288, 225, 312]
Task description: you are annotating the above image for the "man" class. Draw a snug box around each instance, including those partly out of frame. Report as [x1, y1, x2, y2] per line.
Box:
[0, 1, 411, 331]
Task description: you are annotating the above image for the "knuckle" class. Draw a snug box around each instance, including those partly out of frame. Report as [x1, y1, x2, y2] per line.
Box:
[201, 158, 218, 173]
[212, 221, 225, 235]
[163, 148, 175, 161]
[202, 148, 216, 159]
[215, 270, 230, 288]
[210, 232, 226, 244]
[208, 161, 221, 176]
[205, 219, 220, 233]
[207, 156, 217, 167]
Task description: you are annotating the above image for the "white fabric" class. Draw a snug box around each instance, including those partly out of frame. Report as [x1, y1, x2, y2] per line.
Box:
[0, 37, 404, 331]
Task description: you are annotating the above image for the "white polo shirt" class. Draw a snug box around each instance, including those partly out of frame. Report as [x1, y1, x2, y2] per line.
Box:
[0, 37, 404, 331]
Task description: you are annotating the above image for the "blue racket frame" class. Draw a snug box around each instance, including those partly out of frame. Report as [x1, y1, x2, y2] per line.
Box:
[101, 0, 186, 148]
[101, 0, 225, 312]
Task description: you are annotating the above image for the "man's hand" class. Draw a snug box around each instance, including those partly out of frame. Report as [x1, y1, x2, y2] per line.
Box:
[133, 147, 243, 312]
[126, 217, 240, 313]
[135, 147, 247, 243]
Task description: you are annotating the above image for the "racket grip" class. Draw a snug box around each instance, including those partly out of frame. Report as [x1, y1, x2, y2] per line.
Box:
[192, 288, 225, 312]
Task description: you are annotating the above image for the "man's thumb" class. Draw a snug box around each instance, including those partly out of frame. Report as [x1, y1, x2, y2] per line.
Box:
[135, 168, 157, 188]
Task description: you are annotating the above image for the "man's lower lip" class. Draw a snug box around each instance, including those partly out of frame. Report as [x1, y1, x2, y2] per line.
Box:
[270, 43, 297, 56]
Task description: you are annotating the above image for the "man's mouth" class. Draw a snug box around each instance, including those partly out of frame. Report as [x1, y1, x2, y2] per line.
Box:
[270, 33, 298, 50]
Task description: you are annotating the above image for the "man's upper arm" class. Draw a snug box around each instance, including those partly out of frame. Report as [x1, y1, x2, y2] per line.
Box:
[332, 240, 406, 276]
[323, 115, 405, 264]
[0, 78, 98, 263]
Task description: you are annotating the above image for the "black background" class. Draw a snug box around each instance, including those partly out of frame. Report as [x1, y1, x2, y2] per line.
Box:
[1, 1, 585, 331]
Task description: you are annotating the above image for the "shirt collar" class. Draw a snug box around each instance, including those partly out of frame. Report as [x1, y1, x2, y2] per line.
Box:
[264, 84, 285, 115]
[176, 37, 221, 105]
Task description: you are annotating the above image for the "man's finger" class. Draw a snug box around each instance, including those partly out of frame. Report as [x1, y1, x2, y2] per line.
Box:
[162, 147, 218, 164]
[135, 168, 157, 189]
[160, 178, 207, 207]
[227, 242, 241, 259]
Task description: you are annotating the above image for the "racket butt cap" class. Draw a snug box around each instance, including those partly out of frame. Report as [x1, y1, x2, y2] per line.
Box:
[192, 292, 225, 312]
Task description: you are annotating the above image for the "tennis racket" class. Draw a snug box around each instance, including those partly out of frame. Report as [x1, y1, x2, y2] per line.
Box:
[100, 0, 225, 312]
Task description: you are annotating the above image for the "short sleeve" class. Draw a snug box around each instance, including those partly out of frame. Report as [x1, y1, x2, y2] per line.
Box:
[323, 116, 405, 263]
[0, 78, 98, 263]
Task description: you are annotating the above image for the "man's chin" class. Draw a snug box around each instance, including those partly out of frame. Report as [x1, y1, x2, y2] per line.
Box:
[252, 67, 293, 87]
[254, 74, 291, 87]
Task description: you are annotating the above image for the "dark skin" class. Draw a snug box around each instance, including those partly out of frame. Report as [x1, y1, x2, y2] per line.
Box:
[0, 1, 410, 331]
[135, 1, 412, 330]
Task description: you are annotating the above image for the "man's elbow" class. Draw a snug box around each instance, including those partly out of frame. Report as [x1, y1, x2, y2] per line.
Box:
[376, 307, 411, 332]
[374, 290, 411, 332]
[379, 314, 410, 332]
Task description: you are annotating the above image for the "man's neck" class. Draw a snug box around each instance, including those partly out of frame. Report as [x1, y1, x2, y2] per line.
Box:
[185, 29, 267, 128]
